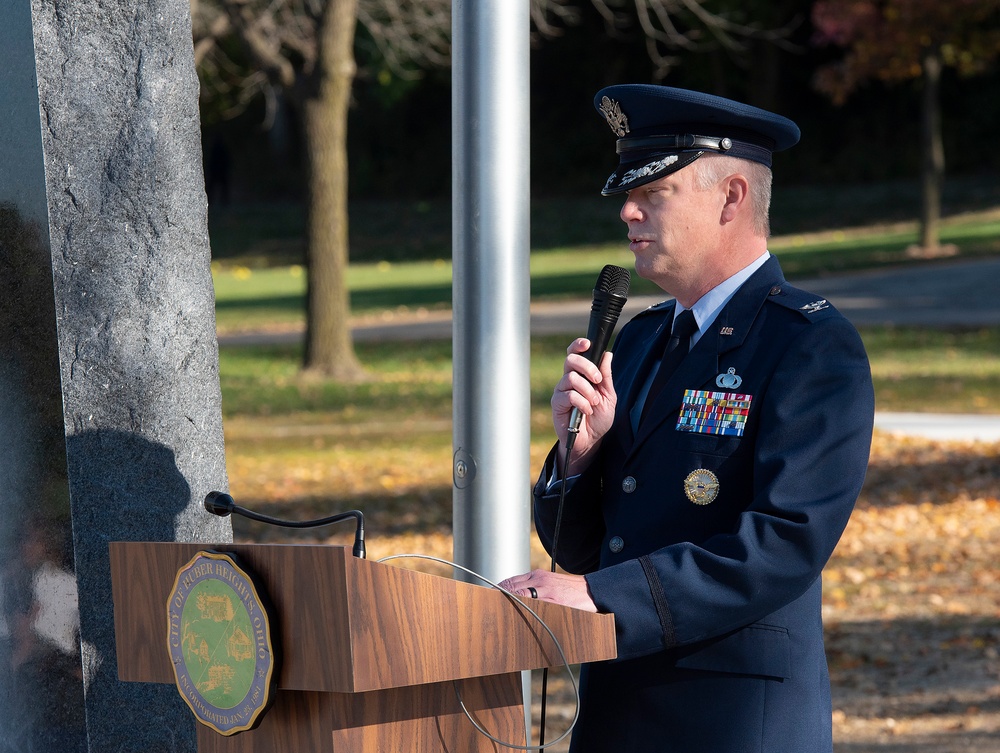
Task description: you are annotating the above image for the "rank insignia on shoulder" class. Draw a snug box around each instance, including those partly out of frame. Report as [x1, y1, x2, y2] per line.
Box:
[677, 389, 751, 437]
[800, 299, 830, 314]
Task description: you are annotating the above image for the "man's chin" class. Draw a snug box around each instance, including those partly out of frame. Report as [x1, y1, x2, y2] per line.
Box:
[631, 262, 675, 297]
[629, 257, 657, 283]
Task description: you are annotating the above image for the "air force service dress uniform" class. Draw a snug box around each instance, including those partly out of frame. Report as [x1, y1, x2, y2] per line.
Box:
[532, 86, 876, 752]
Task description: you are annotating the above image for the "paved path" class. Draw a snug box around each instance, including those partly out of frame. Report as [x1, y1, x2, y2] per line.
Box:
[220, 257, 1000, 346]
[872, 412, 1000, 442]
[351, 256, 1000, 340]
[792, 256, 1000, 328]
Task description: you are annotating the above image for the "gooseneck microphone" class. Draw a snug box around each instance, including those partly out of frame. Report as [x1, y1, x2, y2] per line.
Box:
[566, 264, 631, 447]
[204, 491, 366, 559]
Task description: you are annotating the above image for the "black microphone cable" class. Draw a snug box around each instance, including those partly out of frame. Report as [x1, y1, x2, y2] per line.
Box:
[539, 264, 629, 748]
[204, 491, 366, 559]
[538, 440, 576, 748]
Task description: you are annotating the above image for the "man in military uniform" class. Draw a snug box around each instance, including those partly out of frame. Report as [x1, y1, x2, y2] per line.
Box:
[500, 85, 874, 752]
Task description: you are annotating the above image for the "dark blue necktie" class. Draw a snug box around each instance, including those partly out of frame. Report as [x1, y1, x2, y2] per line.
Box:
[641, 308, 697, 423]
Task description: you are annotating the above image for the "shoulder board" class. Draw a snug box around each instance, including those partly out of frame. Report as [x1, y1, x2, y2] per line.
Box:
[765, 284, 842, 321]
[630, 299, 674, 321]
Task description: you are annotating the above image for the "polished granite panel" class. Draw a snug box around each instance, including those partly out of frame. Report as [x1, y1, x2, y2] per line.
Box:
[0, 209, 89, 753]
[0, 3, 89, 750]
[2, 1, 232, 750]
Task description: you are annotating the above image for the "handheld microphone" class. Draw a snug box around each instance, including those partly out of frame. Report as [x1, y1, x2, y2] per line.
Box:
[204, 491, 366, 559]
[567, 264, 631, 441]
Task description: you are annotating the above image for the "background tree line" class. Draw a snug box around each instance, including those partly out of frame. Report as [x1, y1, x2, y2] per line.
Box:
[193, 0, 1000, 379]
[199, 1, 1000, 200]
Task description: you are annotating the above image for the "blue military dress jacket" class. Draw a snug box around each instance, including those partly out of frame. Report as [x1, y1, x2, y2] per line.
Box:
[534, 256, 875, 752]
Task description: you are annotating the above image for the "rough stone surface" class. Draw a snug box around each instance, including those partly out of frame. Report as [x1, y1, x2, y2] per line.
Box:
[26, 0, 232, 749]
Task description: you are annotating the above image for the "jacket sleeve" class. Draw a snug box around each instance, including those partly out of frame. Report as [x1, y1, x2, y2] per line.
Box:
[584, 316, 875, 660]
[532, 443, 606, 575]
[531, 314, 659, 575]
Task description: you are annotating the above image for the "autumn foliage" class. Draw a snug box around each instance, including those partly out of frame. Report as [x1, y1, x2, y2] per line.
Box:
[811, 0, 1000, 103]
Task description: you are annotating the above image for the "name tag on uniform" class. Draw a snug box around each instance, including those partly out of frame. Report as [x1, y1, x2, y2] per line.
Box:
[676, 389, 752, 437]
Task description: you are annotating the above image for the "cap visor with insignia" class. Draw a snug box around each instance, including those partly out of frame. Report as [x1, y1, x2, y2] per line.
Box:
[595, 84, 800, 196]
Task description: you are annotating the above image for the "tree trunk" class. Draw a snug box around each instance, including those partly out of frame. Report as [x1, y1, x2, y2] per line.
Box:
[919, 48, 944, 250]
[303, 0, 365, 380]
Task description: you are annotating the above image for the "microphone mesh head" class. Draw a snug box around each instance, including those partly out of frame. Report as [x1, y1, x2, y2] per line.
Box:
[595, 264, 631, 298]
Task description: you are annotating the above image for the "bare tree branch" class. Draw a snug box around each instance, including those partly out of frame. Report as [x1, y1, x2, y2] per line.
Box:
[529, 0, 582, 39]
[193, 12, 231, 66]
[589, 0, 799, 78]
[356, 0, 451, 78]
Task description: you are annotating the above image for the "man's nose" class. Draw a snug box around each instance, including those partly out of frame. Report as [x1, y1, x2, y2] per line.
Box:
[620, 197, 640, 222]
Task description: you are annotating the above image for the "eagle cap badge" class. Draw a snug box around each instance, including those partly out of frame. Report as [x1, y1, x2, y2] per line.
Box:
[599, 96, 630, 137]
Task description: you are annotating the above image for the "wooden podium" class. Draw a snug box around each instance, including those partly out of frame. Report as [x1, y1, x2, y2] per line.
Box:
[110, 542, 616, 752]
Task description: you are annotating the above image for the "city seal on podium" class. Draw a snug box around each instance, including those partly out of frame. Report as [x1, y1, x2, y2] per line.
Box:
[166, 550, 279, 736]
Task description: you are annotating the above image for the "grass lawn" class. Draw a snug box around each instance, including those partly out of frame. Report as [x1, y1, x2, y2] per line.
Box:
[219, 328, 1000, 424]
[213, 207, 1000, 333]
[864, 327, 1000, 414]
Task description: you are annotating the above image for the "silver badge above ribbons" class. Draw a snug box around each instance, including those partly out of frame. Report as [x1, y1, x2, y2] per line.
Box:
[716, 367, 743, 389]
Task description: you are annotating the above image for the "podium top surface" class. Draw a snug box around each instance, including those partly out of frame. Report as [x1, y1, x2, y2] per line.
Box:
[111, 542, 617, 693]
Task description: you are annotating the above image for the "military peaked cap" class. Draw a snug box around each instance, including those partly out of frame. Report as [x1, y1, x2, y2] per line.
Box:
[594, 84, 800, 195]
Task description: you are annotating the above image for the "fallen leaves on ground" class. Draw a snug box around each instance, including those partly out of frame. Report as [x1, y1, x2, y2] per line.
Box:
[227, 428, 1000, 752]
[823, 432, 1000, 752]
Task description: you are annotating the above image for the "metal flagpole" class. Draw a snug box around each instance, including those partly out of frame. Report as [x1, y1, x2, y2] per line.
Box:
[452, 1, 533, 735]
[451, 0, 531, 583]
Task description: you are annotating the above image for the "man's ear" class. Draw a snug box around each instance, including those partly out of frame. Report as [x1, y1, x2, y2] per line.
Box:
[720, 174, 750, 224]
